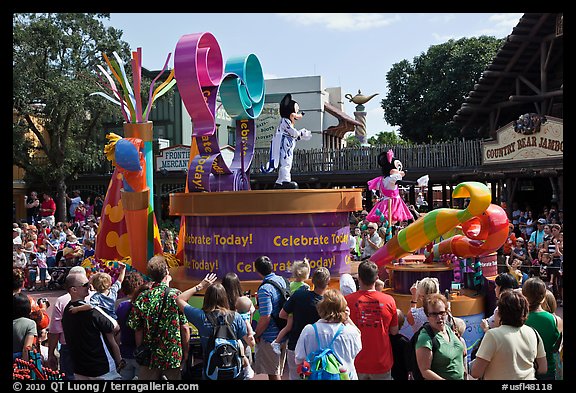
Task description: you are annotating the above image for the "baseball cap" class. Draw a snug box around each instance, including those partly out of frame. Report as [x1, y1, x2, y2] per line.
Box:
[368, 222, 378, 230]
[13, 227, 21, 234]
[537, 218, 546, 224]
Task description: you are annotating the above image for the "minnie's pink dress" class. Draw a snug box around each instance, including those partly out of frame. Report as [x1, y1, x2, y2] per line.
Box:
[366, 174, 412, 223]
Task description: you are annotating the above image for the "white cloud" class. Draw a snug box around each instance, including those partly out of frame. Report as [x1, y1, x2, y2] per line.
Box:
[426, 13, 457, 24]
[477, 13, 523, 36]
[277, 13, 400, 31]
[432, 32, 462, 42]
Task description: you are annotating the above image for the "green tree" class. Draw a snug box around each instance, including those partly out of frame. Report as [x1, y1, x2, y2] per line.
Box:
[13, 13, 130, 222]
[368, 131, 410, 146]
[344, 132, 362, 147]
[381, 36, 503, 143]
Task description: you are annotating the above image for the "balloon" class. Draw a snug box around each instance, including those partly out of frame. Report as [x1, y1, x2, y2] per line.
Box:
[371, 182, 500, 267]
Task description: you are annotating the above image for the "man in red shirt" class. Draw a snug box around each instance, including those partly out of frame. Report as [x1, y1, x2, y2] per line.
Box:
[345, 260, 399, 380]
[40, 192, 56, 228]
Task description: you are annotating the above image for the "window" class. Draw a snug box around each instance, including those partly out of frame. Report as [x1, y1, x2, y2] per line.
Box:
[227, 126, 236, 146]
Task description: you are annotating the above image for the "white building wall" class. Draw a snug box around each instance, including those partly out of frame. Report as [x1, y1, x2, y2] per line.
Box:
[180, 75, 347, 151]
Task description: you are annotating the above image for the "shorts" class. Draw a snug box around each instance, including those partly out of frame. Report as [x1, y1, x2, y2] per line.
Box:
[253, 340, 286, 376]
[47, 256, 56, 268]
[39, 267, 47, 281]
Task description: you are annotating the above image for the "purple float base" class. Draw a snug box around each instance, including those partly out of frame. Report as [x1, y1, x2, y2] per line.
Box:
[183, 212, 353, 280]
[388, 269, 454, 295]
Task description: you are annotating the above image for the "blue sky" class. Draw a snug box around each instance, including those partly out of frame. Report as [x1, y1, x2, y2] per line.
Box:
[105, 13, 523, 139]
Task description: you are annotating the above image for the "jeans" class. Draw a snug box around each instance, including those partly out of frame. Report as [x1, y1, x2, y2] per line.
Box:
[59, 344, 75, 380]
[119, 358, 140, 380]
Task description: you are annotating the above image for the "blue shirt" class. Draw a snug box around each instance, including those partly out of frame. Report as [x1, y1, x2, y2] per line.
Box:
[183, 306, 247, 353]
[529, 229, 545, 248]
[257, 273, 288, 342]
[90, 280, 121, 319]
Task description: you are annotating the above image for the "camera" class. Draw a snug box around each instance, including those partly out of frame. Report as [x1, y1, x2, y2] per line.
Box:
[37, 297, 50, 309]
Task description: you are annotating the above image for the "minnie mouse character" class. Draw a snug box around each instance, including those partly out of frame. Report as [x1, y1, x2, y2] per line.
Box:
[366, 149, 428, 224]
[261, 93, 312, 189]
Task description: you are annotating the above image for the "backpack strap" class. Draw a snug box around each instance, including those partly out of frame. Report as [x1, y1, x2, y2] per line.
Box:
[422, 322, 440, 352]
[259, 277, 288, 296]
[206, 311, 237, 337]
[312, 322, 344, 350]
[327, 324, 345, 350]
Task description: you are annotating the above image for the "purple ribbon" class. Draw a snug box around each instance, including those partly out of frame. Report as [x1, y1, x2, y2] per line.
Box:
[175, 32, 259, 191]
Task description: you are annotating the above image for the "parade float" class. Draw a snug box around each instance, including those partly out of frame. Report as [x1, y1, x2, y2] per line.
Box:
[90, 48, 177, 275]
[168, 32, 362, 293]
[370, 181, 508, 347]
[89, 36, 507, 351]
[91, 32, 361, 291]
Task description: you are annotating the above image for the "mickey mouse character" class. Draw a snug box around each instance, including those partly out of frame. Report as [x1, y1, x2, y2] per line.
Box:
[261, 93, 312, 189]
[366, 149, 428, 225]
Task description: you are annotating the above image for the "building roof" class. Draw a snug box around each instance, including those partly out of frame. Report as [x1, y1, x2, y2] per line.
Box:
[453, 13, 563, 139]
[323, 101, 363, 138]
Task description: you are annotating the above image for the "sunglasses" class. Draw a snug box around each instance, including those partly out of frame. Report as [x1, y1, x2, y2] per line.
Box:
[74, 282, 90, 288]
[428, 311, 447, 318]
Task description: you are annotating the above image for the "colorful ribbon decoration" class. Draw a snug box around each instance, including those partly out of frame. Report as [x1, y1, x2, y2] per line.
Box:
[370, 181, 495, 267]
[426, 203, 509, 261]
[174, 32, 265, 192]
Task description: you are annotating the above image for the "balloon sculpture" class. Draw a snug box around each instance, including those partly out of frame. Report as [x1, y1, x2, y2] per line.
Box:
[370, 181, 509, 267]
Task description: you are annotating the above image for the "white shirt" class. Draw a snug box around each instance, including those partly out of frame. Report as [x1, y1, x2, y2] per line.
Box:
[69, 196, 82, 217]
[408, 306, 428, 333]
[295, 320, 362, 380]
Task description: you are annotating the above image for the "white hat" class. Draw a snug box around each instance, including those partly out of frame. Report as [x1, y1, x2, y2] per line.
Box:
[13, 227, 21, 234]
[340, 273, 357, 296]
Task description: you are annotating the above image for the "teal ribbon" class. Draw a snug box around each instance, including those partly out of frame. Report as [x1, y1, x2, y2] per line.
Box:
[220, 54, 265, 120]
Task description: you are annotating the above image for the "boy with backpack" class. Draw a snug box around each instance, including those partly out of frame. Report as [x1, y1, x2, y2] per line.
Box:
[253, 256, 291, 380]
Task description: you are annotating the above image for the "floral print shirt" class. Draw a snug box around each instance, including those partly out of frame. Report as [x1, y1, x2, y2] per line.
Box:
[127, 283, 187, 370]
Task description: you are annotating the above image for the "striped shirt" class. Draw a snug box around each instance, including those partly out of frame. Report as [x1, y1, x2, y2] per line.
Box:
[257, 273, 287, 342]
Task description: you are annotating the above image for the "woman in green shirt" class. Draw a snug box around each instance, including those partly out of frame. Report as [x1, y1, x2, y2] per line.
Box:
[415, 293, 466, 380]
[522, 278, 561, 380]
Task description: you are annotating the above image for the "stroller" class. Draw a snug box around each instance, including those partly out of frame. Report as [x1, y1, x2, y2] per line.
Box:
[47, 267, 69, 290]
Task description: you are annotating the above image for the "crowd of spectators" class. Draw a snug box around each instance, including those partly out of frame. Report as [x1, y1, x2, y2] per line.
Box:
[13, 187, 563, 381]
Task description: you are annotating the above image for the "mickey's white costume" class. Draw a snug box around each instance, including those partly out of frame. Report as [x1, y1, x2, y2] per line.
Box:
[262, 94, 311, 189]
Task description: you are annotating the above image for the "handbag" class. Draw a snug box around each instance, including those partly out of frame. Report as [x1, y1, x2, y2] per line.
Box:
[134, 286, 170, 367]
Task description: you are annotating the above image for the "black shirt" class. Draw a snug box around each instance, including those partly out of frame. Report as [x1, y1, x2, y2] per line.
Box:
[390, 332, 410, 380]
[26, 197, 40, 220]
[282, 287, 323, 351]
[62, 300, 116, 377]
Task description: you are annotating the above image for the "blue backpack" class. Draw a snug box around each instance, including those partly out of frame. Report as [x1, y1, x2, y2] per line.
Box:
[204, 312, 243, 380]
[305, 323, 349, 380]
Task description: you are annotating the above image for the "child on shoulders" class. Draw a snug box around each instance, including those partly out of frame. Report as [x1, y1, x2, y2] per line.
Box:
[235, 295, 255, 379]
[69, 262, 126, 319]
